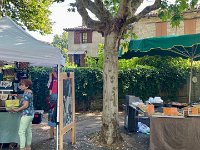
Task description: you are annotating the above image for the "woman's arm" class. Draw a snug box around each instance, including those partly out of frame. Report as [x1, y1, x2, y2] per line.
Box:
[10, 94, 22, 99]
[12, 101, 29, 112]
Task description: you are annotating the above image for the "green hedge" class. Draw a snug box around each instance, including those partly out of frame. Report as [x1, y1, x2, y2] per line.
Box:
[29, 67, 51, 111]
[27, 56, 191, 111]
[29, 62, 189, 112]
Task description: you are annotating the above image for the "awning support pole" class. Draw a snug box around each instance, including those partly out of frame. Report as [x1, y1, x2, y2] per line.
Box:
[189, 58, 193, 104]
[56, 64, 60, 150]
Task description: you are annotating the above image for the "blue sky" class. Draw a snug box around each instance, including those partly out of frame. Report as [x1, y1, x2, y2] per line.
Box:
[28, 0, 162, 43]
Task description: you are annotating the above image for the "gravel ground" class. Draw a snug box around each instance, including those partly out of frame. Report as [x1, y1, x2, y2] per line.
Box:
[3, 112, 150, 150]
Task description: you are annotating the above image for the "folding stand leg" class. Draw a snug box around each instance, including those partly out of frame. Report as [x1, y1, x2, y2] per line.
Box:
[50, 126, 54, 139]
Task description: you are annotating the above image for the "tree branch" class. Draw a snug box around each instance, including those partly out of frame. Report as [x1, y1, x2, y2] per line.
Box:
[77, 0, 112, 22]
[127, 0, 143, 17]
[117, 0, 129, 18]
[94, 0, 112, 20]
[136, 0, 161, 20]
[125, 0, 161, 25]
[75, 0, 106, 33]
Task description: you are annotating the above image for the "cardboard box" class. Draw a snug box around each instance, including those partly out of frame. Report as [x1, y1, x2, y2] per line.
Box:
[147, 104, 154, 115]
[163, 107, 178, 116]
[191, 107, 199, 115]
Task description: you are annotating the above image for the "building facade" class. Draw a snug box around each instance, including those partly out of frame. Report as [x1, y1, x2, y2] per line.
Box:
[132, 9, 200, 38]
[64, 26, 104, 67]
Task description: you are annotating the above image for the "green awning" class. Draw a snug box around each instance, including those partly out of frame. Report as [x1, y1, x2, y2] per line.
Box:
[128, 33, 200, 52]
[126, 33, 200, 104]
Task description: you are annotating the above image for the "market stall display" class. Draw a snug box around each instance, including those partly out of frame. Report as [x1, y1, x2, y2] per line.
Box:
[136, 98, 200, 150]
[0, 16, 65, 150]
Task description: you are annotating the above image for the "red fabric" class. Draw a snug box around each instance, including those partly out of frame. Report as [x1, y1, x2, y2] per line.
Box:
[51, 80, 58, 94]
[45, 96, 56, 110]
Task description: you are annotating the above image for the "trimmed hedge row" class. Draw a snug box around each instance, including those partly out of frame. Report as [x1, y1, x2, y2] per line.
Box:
[30, 65, 188, 112]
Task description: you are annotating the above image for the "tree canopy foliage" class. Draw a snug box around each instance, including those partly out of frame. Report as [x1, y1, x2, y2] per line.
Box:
[52, 32, 68, 58]
[0, 0, 54, 34]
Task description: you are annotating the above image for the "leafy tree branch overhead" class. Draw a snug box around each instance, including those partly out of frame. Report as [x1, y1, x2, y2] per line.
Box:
[0, 0, 55, 35]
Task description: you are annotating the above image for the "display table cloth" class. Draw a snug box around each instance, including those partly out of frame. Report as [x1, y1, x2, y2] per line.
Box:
[150, 117, 200, 150]
[0, 112, 21, 144]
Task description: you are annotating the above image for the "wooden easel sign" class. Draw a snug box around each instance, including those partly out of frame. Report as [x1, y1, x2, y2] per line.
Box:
[59, 72, 76, 150]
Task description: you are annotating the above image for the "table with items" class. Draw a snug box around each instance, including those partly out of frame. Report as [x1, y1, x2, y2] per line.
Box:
[124, 95, 200, 150]
[0, 112, 21, 144]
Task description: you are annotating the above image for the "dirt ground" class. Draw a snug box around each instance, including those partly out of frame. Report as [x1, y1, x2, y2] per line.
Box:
[31, 112, 150, 150]
[3, 112, 150, 150]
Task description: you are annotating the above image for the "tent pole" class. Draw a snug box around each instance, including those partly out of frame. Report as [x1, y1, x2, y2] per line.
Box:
[56, 64, 60, 150]
[189, 58, 193, 104]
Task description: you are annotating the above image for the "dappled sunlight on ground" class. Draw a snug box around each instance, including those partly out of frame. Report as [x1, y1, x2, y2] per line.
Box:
[31, 111, 149, 150]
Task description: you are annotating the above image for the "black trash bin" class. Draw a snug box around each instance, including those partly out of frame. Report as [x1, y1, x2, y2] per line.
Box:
[124, 95, 140, 132]
[124, 95, 151, 132]
[124, 106, 139, 132]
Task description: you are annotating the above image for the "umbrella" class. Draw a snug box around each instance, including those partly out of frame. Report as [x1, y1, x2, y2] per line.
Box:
[124, 33, 200, 104]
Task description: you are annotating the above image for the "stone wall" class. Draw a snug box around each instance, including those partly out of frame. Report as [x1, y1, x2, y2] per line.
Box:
[132, 11, 200, 39]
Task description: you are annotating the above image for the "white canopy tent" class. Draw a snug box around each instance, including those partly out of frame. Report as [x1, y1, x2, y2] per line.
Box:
[0, 16, 65, 150]
[0, 16, 65, 66]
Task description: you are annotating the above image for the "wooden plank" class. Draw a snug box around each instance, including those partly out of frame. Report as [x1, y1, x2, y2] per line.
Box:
[71, 72, 76, 144]
[50, 127, 54, 139]
[59, 73, 65, 150]
[63, 122, 74, 133]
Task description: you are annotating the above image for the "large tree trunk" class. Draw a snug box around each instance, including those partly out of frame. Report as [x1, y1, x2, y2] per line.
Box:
[100, 32, 122, 145]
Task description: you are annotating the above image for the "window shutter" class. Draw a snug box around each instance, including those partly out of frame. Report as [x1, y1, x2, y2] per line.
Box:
[184, 19, 196, 34]
[74, 31, 80, 44]
[68, 54, 73, 63]
[156, 23, 162, 36]
[161, 22, 167, 36]
[87, 31, 92, 43]
[156, 22, 167, 36]
[80, 54, 85, 66]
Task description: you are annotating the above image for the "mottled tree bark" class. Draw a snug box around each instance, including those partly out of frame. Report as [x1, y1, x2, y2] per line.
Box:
[101, 32, 122, 145]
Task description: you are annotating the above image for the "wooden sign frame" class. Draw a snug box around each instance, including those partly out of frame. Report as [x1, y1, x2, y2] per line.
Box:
[59, 72, 76, 150]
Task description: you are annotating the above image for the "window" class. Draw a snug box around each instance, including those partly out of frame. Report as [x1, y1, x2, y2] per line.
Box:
[184, 19, 196, 34]
[82, 32, 87, 43]
[155, 22, 167, 36]
[74, 31, 92, 44]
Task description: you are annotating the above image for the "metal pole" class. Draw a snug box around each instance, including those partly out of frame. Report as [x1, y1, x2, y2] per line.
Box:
[188, 58, 193, 104]
[56, 64, 60, 150]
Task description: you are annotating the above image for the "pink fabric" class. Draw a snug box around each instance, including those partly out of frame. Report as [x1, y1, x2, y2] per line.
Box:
[51, 80, 58, 94]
